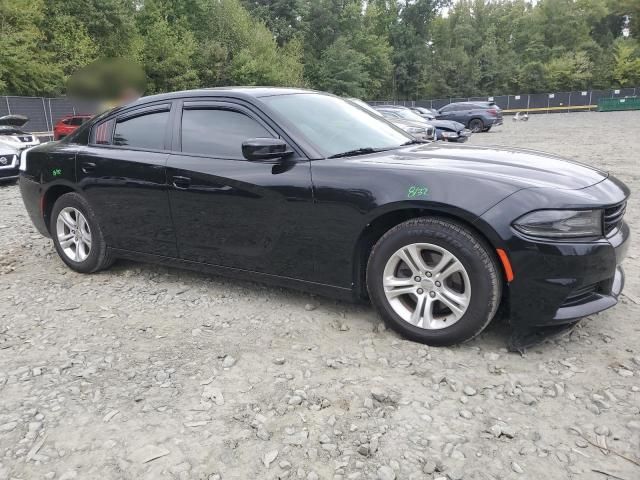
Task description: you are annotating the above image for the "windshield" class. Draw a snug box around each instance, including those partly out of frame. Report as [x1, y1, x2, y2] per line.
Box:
[0, 126, 25, 135]
[261, 93, 411, 158]
[347, 98, 383, 117]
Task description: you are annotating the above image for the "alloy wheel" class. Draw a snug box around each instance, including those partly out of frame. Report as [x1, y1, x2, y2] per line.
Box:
[382, 243, 471, 329]
[56, 207, 92, 262]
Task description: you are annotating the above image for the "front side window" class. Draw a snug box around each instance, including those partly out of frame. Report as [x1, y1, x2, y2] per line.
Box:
[261, 93, 410, 158]
[181, 108, 272, 158]
[113, 111, 169, 150]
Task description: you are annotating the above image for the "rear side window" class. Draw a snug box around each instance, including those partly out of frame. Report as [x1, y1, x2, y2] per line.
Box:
[181, 108, 272, 158]
[90, 119, 115, 145]
[69, 117, 88, 126]
[113, 111, 169, 150]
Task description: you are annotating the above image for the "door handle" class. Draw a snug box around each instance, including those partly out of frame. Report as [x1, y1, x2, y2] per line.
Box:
[81, 162, 96, 174]
[172, 175, 191, 189]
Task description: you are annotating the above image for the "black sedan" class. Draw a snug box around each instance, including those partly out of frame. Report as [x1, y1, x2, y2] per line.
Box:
[19, 88, 630, 348]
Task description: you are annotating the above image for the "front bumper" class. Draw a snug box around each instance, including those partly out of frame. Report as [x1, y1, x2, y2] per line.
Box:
[505, 220, 630, 328]
[439, 130, 470, 143]
[0, 153, 20, 180]
[478, 177, 631, 330]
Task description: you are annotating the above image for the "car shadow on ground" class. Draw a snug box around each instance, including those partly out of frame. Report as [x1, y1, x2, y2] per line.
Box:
[106, 258, 524, 350]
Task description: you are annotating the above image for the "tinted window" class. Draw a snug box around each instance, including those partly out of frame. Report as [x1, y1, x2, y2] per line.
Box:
[181, 109, 272, 158]
[113, 111, 168, 149]
[90, 119, 115, 145]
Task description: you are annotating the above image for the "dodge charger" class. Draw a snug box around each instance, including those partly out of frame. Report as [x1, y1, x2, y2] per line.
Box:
[18, 88, 630, 348]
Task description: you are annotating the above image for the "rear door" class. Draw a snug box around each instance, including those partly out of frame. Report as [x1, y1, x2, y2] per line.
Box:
[166, 99, 315, 279]
[76, 103, 177, 257]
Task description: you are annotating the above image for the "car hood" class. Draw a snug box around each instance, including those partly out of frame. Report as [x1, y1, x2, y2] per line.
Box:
[0, 144, 18, 155]
[0, 115, 28, 127]
[429, 120, 465, 131]
[355, 143, 608, 190]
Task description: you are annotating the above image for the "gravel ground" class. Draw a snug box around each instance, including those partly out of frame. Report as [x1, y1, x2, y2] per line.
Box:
[0, 111, 639, 480]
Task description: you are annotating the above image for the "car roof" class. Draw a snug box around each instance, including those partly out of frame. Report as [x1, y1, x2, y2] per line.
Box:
[375, 105, 409, 110]
[125, 87, 320, 108]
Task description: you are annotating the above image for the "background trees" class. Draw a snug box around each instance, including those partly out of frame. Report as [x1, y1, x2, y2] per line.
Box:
[0, 0, 638, 99]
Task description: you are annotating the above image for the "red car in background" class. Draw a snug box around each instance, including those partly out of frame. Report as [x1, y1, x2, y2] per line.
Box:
[53, 115, 92, 140]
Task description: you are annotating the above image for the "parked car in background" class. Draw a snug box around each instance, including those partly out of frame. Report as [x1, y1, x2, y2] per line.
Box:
[54, 115, 93, 140]
[410, 106, 439, 119]
[347, 98, 435, 141]
[436, 102, 503, 132]
[376, 106, 470, 143]
[0, 144, 19, 182]
[0, 115, 40, 150]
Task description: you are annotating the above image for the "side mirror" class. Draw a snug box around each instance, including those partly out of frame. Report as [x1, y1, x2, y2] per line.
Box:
[242, 138, 291, 162]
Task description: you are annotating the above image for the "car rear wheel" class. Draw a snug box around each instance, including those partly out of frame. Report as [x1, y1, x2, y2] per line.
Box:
[469, 119, 484, 132]
[50, 193, 113, 273]
[366, 217, 502, 346]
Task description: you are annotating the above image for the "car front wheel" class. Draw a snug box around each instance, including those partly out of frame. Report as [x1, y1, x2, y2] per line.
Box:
[367, 217, 502, 346]
[50, 193, 113, 273]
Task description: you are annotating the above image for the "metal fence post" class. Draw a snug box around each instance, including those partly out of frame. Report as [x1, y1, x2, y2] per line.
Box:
[5, 97, 10, 115]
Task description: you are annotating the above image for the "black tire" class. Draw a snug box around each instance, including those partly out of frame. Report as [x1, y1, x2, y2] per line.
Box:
[483, 126, 492, 132]
[50, 192, 113, 273]
[366, 217, 502, 346]
[468, 118, 484, 132]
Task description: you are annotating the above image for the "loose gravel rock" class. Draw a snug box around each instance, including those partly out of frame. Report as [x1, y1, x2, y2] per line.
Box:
[0, 112, 639, 478]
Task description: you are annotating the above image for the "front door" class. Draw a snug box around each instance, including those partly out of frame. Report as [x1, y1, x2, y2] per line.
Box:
[166, 100, 315, 279]
[76, 103, 177, 257]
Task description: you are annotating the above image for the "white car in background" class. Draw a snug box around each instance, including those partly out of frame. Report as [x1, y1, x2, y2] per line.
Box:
[0, 143, 20, 182]
[0, 115, 41, 151]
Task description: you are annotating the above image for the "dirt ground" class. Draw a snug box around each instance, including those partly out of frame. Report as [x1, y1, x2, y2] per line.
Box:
[0, 111, 639, 480]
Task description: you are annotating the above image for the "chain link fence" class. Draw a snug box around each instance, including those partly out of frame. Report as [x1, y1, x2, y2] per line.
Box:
[1, 96, 99, 137]
[2, 87, 639, 137]
[369, 87, 639, 113]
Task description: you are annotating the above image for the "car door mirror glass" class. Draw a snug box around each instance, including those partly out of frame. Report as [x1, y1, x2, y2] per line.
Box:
[242, 138, 291, 161]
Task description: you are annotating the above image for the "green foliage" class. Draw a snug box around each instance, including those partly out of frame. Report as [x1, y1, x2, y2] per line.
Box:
[0, 0, 62, 95]
[613, 40, 640, 87]
[0, 0, 638, 99]
[317, 37, 370, 97]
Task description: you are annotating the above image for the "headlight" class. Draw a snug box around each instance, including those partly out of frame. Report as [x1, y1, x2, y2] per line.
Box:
[441, 131, 459, 138]
[405, 126, 426, 134]
[513, 209, 602, 238]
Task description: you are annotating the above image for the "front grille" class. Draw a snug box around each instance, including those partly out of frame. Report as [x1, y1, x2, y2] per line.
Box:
[604, 201, 626, 234]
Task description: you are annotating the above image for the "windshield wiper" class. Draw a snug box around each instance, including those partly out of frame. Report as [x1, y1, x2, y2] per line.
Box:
[400, 139, 428, 146]
[328, 147, 380, 159]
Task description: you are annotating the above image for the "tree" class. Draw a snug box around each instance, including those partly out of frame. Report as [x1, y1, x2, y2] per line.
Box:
[0, 0, 62, 95]
[317, 37, 369, 97]
[544, 51, 593, 90]
[136, 0, 199, 93]
[613, 40, 640, 86]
